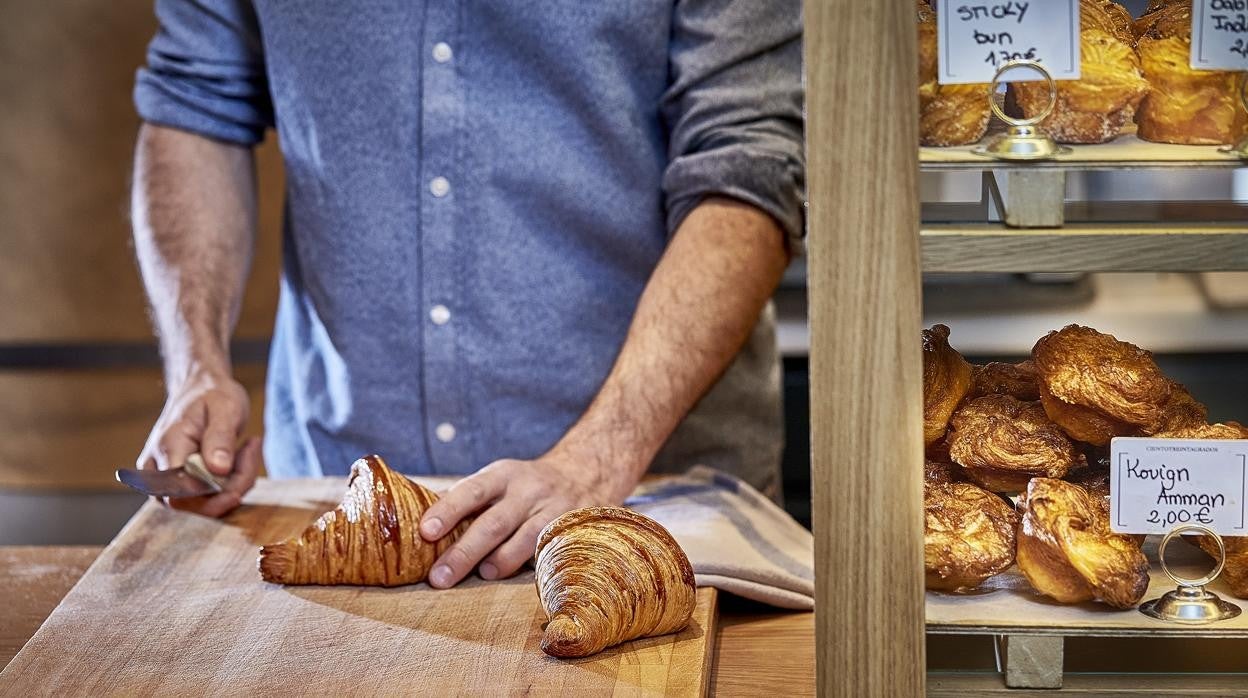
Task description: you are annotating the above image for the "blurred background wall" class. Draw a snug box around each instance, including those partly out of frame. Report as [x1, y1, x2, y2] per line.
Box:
[0, 2, 284, 543]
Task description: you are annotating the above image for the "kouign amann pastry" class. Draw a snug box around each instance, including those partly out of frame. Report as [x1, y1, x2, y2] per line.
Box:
[923, 324, 974, 446]
[1017, 478, 1149, 608]
[925, 480, 1018, 591]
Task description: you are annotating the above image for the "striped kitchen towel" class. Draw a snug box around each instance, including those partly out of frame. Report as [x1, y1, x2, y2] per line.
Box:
[625, 465, 814, 610]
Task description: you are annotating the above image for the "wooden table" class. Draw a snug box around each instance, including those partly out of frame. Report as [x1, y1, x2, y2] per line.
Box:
[0, 546, 816, 696]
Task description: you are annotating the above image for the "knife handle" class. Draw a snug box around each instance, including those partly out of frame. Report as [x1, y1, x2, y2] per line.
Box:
[183, 453, 227, 493]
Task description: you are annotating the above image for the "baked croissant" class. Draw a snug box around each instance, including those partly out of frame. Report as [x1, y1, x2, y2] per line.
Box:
[258, 455, 469, 586]
[948, 395, 1084, 493]
[1011, 0, 1147, 144]
[1017, 478, 1149, 609]
[1032, 325, 1207, 445]
[924, 481, 1018, 591]
[923, 324, 974, 446]
[535, 506, 696, 658]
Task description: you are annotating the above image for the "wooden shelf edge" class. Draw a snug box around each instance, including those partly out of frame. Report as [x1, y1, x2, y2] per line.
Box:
[927, 672, 1248, 696]
[926, 623, 1248, 639]
[922, 226, 1248, 273]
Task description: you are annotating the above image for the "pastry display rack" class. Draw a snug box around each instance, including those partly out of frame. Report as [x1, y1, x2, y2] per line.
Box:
[806, 4, 1248, 697]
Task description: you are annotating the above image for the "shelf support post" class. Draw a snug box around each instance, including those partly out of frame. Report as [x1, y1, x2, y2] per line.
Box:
[806, 0, 925, 695]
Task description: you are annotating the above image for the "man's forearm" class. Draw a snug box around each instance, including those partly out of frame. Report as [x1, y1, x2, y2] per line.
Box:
[131, 124, 258, 390]
[550, 197, 791, 492]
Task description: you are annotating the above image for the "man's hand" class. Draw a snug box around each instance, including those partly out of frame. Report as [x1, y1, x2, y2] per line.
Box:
[135, 366, 261, 517]
[419, 454, 635, 588]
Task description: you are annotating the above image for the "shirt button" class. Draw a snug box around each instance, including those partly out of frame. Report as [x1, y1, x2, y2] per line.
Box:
[435, 422, 457, 443]
[432, 42, 453, 63]
[430, 176, 451, 198]
[429, 304, 451, 325]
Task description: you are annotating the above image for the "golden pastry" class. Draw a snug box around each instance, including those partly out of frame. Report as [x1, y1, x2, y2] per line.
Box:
[1192, 533, 1248, 599]
[918, 1, 992, 146]
[925, 481, 1018, 591]
[258, 455, 469, 586]
[966, 360, 1041, 402]
[923, 324, 974, 446]
[1156, 421, 1248, 440]
[925, 457, 965, 485]
[1012, 0, 1147, 143]
[948, 395, 1084, 493]
[535, 506, 696, 658]
[1017, 478, 1149, 608]
[1032, 325, 1206, 445]
[1065, 463, 1112, 499]
[1135, 1, 1248, 145]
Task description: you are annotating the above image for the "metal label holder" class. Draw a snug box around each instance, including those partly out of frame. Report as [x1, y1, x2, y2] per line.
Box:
[1139, 523, 1242, 624]
[972, 59, 1072, 162]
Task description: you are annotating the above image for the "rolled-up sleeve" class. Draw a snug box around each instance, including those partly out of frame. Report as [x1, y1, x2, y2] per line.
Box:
[134, 0, 274, 146]
[661, 0, 805, 253]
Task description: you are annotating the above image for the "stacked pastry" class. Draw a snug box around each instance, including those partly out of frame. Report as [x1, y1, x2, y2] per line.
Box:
[917, 0, 992, 146]
[1011, 0, 1148, 143]
[923, 323, 1248, 608]
[1134, 0, 1248, 144]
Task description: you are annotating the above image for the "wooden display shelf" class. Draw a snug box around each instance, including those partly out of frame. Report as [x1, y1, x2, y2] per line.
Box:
[927, 540, 1248, 639]
[921, 135, 1246, 171]
[922, 224, 1248, 273]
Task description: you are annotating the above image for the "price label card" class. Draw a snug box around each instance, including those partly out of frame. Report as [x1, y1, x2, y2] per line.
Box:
[1111, 437, 1248, 536]
[1191, 0, 1248, 71]
[937, 0, 1081, 85]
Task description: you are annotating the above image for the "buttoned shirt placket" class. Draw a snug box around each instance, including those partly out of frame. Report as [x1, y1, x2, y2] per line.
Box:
[419, 1, 471, 474]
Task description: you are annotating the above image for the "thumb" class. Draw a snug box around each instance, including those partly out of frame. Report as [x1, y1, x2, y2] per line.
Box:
[200, 395, 246, 476]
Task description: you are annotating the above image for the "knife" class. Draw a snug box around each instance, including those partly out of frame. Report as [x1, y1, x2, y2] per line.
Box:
[115, 453, 227, 498]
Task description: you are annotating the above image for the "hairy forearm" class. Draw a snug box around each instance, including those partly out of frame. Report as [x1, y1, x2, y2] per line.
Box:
[551, 197, 790, 491]
[131, 124, 257, 391]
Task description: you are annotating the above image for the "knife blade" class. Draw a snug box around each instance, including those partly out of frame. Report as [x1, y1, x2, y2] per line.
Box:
[115, 453, 227, 498]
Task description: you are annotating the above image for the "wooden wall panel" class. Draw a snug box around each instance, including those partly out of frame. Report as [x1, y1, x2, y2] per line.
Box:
[0, 1, 284, 344]
[807, 0, 926, 695]
[0, 365, 267, 490]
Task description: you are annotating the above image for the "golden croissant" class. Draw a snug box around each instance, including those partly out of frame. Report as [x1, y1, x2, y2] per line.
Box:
[535, 506, 696, 658]
[258, 455, 469, 586]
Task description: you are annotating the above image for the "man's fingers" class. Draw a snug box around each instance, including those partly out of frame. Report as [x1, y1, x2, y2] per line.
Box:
[201, 397, 245, 475]
[169, 437, 261, 518]
[479, 514, 550, 580]
[155, 424, 198, 472]
[224, 436, 263, 495]
[428, 503, 525, 588]
[421, 469, 503, 542]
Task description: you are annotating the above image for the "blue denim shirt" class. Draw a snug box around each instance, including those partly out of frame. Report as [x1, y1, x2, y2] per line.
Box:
[134, 0, 804, 494]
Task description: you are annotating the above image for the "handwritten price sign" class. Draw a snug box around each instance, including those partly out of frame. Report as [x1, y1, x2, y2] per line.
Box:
[937, 0, 1081, 85]
[1192, 0, 1248, 70]
[1111, 437, 1248, 536]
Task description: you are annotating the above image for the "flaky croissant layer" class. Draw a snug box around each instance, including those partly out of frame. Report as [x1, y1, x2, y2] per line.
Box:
[535, 506, 696, 658]
[258, 455, 469, 586]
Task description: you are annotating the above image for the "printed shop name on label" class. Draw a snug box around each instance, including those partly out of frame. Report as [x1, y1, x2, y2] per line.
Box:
[1110, 438, 1248, 536]
[937, 0, 1081, 85]
[1192, 0, 1248, 69]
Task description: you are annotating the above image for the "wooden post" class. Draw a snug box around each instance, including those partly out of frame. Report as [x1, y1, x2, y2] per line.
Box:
[806, 0, 925, 696]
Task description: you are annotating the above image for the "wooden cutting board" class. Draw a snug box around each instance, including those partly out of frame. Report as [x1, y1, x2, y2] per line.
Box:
[0, 477, 718, 696]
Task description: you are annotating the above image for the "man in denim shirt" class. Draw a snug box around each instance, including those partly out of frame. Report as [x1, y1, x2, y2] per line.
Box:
[132, 1, 803, 588]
